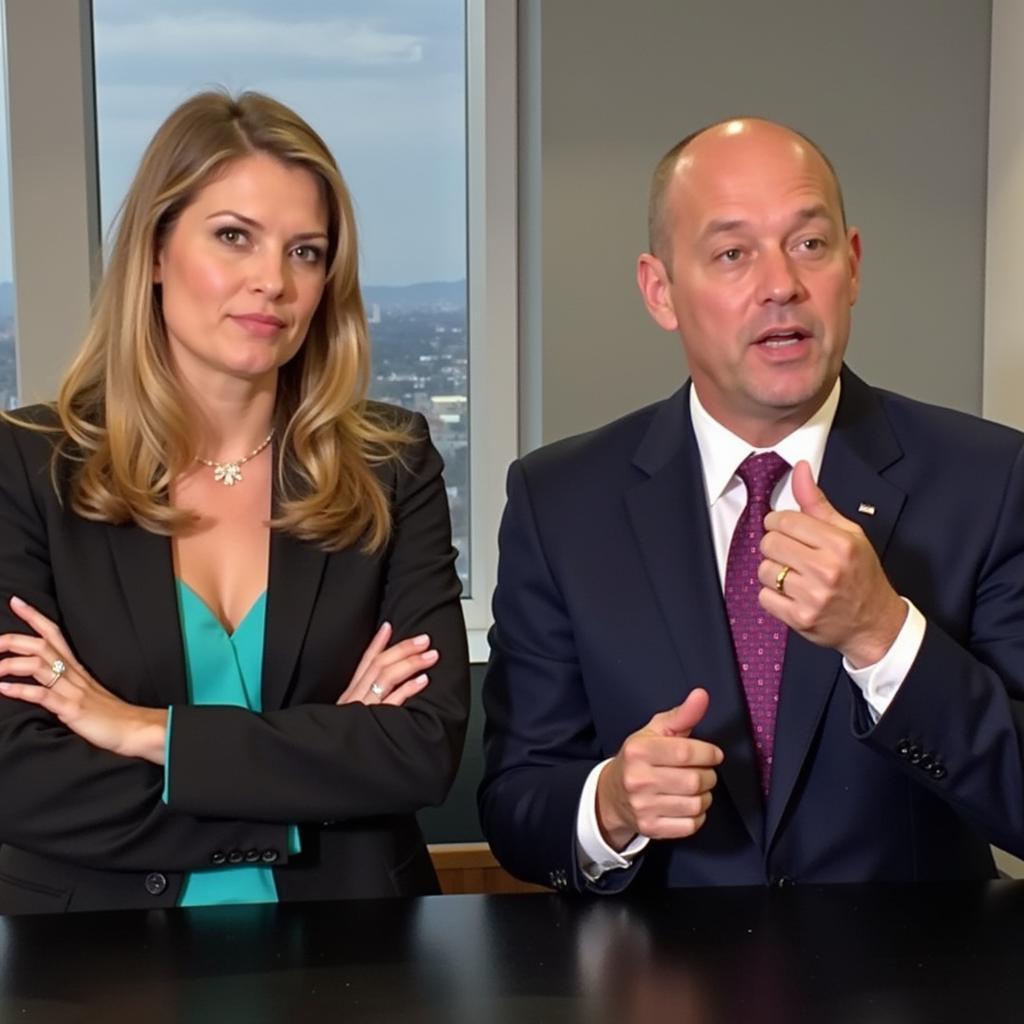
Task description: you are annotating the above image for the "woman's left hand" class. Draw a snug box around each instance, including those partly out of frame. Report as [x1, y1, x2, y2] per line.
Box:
[0, 596, 167, 764]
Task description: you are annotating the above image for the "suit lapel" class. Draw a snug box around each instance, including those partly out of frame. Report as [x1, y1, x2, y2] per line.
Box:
[765, 369, 906, 850]
[106, 524, 187, 706]
[626, 386, 765, 849]
[262, 527, 329, 711]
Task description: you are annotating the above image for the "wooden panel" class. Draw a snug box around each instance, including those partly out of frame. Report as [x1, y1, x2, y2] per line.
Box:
[428, 842, 548, 895]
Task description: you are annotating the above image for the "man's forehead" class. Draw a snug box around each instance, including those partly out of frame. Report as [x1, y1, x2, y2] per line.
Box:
[697, 204, 837, 240]
[669, 127, 842, 229]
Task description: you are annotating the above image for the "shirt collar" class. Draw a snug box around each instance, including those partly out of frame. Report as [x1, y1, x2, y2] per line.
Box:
[689, 378, 841, 506]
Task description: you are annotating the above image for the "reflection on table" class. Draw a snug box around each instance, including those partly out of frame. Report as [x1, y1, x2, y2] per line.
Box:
[2, 882, 1023, 1022]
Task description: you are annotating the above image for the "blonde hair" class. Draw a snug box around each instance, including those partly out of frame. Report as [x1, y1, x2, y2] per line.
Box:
[30, 90, 412, 551]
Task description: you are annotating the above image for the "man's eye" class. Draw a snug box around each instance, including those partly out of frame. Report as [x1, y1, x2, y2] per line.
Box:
[800, 238, 825, 252]
[718, 248, 742, 263]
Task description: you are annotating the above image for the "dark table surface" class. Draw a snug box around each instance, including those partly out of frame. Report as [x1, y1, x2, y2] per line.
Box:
[2, 881, 1024, 1023]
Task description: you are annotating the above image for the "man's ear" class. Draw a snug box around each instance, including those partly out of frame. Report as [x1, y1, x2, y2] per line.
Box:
[636, 252, 679, 332]
[846, 226, 862, 306]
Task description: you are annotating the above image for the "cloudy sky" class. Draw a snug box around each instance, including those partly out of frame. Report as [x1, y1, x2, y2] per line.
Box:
[2, 0, 465, 287]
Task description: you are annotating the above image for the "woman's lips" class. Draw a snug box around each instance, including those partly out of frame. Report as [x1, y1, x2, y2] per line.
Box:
[230, 313, 286, 337]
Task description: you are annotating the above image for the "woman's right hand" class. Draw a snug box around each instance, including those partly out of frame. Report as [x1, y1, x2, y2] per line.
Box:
[337, 622, 438, 707]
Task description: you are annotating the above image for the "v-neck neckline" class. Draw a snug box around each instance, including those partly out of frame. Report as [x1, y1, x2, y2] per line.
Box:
[175, 578, 267, 639]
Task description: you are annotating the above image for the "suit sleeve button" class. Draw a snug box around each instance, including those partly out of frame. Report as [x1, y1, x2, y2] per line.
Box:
[771, 875, 795, 888]
[227, 849, 244, 864]
[144, 872, 168, 896]
[919, 754, 935, 771]
[930, 764, 947, 780]
[896, 739, 911, 757]
[210, 850, 227, 866]
[244, 849, 260, 863]
[908, 745, 923, 764]
[261, 849, 280, 864]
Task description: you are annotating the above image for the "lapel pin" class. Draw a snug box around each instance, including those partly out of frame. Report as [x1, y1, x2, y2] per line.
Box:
[857, 502, 876, 516]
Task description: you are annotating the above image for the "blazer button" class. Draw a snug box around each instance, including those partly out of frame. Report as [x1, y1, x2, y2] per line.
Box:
[771, 875, 795, 888]
[896, 739, 911, 757]
[210, 850, 227, 866]
[244, 849, 260, 863]
[919, 754, 935, 771]
[930, 764, 947, 780]
[908, 745, 923, 765]
[144, 872, 168, 896]
[227, 850, 244, 864]
[261, 849, 279, 864]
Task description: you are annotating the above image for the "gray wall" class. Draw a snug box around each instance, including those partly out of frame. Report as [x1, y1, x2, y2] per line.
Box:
[521, 0, 992, 449]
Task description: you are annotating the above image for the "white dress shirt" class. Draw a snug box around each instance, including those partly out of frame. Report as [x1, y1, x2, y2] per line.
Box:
[576, 380, 927, 881]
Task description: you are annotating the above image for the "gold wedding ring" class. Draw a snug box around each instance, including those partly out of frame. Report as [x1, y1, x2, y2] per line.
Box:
[775, 565, 792, 595]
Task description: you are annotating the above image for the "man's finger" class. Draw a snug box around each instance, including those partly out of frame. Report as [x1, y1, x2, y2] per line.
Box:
[647, 765, 719, 794]
[643, 813, 708, 840]
[791, 460, 841, 524]
[650, 687, 710, 737]
[636, 735, 724, 769]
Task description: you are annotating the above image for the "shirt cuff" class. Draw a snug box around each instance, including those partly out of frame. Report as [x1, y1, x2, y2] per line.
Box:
[160, 705, 174, 805]
[576, 758, 649, 882]
[843, 598, 926, 721]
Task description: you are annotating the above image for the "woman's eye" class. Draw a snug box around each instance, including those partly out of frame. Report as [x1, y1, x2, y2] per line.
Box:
[216, 227, 247, 246]
[292, 245, 324, 264]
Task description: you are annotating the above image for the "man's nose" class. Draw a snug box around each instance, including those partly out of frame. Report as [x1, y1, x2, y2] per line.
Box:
[756, 249, 804, 305]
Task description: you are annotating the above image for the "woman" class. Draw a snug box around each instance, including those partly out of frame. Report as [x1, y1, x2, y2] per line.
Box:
[0, 91, 469, 913]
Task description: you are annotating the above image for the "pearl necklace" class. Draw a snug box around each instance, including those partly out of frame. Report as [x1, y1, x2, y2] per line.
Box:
[194, 430, 275, 487]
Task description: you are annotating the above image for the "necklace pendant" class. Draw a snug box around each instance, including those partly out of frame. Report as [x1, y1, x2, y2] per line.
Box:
[213, 461, 243, 486]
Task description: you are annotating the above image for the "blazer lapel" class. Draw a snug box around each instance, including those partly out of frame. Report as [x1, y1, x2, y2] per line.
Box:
[262, 527, 329, 711]
[106, 524, 187, 706]
[625, 386, 765, 849]
[765, 368, 907, 849]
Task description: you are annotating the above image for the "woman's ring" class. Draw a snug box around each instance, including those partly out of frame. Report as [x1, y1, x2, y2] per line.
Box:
[369, 682, 385, 697]
[775, 565, 792, 595]
[45, 658, 66, 689]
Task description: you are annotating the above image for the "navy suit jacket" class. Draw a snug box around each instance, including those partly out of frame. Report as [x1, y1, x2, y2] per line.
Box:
[479, 368, 1024, 892]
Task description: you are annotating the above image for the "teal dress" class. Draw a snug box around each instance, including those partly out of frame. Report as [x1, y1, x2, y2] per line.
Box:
[163, 580, 299, 907]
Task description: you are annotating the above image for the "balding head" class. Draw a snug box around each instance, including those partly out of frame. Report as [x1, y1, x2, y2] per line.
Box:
[634, 116, 861, 445]
[647, 118, 847, 277]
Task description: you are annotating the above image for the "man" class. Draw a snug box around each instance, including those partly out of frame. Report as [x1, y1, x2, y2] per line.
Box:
[478, 118, 1024, 892]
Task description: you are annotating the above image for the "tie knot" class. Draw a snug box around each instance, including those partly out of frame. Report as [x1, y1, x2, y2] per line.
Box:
[736, 451, 790, 506]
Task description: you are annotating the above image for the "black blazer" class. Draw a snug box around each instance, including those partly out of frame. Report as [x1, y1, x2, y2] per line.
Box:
[480, 368, 1024, 891]
[0, 404, 469, 913]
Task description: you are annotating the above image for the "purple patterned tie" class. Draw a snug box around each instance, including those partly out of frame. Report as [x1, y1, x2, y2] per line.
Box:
[724, 452, 791, 796]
